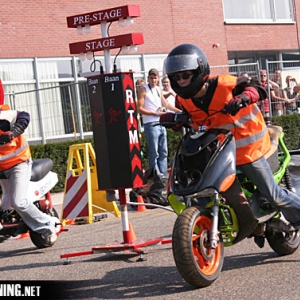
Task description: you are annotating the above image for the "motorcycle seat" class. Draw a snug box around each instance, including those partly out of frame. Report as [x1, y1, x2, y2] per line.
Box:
[31, 158, 54, 182]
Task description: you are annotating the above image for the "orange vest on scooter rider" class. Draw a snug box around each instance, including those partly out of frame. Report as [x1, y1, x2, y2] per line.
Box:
[177, 74, 271, 166]
[0, 111, 31, 171]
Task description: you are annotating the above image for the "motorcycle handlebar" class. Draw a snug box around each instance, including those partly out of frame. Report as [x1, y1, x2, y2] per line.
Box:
[156, 112, 192, 128]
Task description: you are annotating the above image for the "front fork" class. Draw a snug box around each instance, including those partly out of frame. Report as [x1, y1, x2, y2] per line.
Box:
[169, 191, 221, 249]
[210, 192, 220, 249]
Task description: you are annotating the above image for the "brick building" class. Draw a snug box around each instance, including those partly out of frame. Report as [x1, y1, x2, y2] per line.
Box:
[1, 1, 300, 65]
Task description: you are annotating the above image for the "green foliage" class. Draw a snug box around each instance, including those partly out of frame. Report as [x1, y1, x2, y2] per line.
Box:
[272, 114, 300, 150]
[31, 115, 300, 194]
[166, 129, 184, 161]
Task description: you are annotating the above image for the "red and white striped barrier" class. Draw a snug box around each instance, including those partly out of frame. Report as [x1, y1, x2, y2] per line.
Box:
[61, 143, 120, 225]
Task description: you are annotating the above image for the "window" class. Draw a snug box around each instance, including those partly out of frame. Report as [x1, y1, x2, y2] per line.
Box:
[223, 0, 294, 24]
[37, 58, 73, 80]
[281, 53, 300, 69]
[0, 60, 34, 81]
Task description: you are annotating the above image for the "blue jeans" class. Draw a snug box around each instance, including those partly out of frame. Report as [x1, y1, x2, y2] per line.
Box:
[0, 159, 56, 238]
[237, 156, 300, 227]
[143, 122, 168, 174]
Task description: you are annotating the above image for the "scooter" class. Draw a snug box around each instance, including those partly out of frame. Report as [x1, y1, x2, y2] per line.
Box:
[162, 112, 300, 288]
[0, 158, 61, 248]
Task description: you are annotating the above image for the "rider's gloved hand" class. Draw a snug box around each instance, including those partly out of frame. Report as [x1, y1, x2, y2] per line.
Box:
[224, 94, 250, 116]
[0, 123, 25, 145]
[0, 131, 14, 145]
[11, 123, 25, 137]
[159, 112, 175, 128]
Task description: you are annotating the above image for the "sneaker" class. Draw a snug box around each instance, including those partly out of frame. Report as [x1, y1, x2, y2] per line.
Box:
[45, 217, 61, 245]
[47, 233, 57, 244]
[50, 216, 61, 234]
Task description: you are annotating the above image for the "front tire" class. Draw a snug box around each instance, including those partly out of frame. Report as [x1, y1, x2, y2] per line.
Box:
[172, 206, 224, 288]
[29, 207, 59, 249]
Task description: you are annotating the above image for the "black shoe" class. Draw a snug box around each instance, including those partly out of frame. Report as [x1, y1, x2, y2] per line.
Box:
[0, 235, 8, 243]
[254, 236, 265, 248]
[106, 190, 118, 202]
[250, 223, 265, 237]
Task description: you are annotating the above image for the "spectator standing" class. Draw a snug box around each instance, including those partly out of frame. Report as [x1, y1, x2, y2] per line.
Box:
[258, 70, 271, 117]
[135, 78, 146, 98]
[260, 69, 289, 116]
[137, 68, 181, 174]
[294, 83, 300, 94]
[135, 79, 146, 132]
[294, 83, 300, 112]
[271, 69, 282, 88]
[283, 76, 299, 114]
[162, 76, 177, 112]
[240, 72, 249, 78]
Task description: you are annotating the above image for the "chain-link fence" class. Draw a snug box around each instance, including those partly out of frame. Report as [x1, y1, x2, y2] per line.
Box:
[212, 60, 300, 118]
[266, 60, 300, 117]
[6, 82, 93, 145]
[211, 62, 260, 78]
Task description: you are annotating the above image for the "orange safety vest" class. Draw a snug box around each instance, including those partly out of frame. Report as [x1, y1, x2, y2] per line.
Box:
[0, 132, 31, 171]
[177, 74, 271, 165]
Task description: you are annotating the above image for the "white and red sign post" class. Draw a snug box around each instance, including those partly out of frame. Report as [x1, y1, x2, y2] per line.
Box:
[61, 5, 168, 262]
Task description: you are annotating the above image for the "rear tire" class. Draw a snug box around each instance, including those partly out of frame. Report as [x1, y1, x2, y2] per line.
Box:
[268, 171, 300, 255]
[29, 207, 59, 249]
[266, 226, 300, 256]
[172, 206, 224, 288]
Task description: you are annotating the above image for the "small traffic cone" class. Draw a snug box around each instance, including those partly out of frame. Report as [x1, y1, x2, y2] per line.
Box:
[66, 219, 76, 225]
[137, 195, 147, 212]
[17, 232, 30, 239]
[128, 222, 137, 242]
[61, 219, 76, 226]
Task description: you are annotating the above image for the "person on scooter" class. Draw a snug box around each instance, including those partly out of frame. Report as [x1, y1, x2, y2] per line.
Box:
[161, 43, 300, 230]
[0, 85, 60, 243]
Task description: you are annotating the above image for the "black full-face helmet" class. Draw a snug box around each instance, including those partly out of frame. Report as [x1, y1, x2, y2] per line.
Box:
[164, 44, 210, 99]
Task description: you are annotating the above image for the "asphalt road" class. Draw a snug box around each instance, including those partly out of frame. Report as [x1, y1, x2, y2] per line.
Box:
[1, 193, 300, 300]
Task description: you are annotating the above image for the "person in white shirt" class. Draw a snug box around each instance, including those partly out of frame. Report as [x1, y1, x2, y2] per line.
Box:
[137, 68, 181, 174]
[162, 76, 177, 112]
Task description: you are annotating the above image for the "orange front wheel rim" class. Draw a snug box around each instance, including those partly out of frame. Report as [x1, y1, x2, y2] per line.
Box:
[192, 215, 222, 276]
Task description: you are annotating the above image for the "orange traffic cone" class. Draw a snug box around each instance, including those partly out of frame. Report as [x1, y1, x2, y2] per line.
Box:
[137, 195, 147, 212]
[65, 219, 76, 225]
[128, 222, 137, 242]
[17, 232, 30, 239]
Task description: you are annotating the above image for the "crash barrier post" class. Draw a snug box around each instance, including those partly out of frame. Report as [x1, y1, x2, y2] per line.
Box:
[61, 143, 120, 225]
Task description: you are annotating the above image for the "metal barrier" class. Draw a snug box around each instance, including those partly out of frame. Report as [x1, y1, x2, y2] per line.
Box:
[6, 82, 92, 144]
[4, 60, 300, 144]
[266, 60, 300, 117]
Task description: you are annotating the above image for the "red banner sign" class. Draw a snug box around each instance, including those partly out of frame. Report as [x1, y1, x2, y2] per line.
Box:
[69, 33, 144, 54]
[67, 5, 140, 28]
